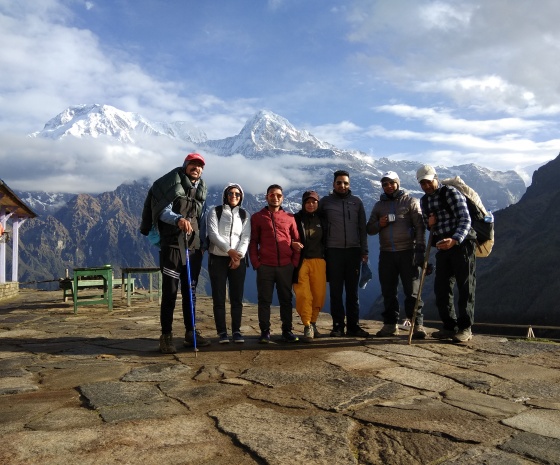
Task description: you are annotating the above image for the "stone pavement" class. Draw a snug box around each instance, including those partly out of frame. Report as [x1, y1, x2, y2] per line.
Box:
[1, 289, 559, 465]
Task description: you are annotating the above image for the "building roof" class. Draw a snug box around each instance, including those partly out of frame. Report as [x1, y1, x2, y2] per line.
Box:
[0, 179, 37, 219]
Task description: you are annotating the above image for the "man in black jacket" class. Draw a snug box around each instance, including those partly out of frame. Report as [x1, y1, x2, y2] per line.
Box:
[318, 170, 370, 338]
[140, 153, 210, 353]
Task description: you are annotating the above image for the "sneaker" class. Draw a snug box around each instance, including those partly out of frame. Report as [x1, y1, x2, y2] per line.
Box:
[412, 325, 427, 340]
[258, 330, 271, 344]
[453, 327, 473, 343]
[184, 330, 211, 347]
[431, 328, 456, 340]
[219, 332, 230, 344]
[311, 323, 321, 337]
[232, 332, 245, 343]
[303, 325, 314, 342]
[281, 331, 299, 343]
[159, 333, 177, 354]
[375, 324, 399, 337]
[330, 327, 345, 337]
[347, 327, 370, 338]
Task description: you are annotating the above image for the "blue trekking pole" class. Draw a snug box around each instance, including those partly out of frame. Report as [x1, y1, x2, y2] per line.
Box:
[184, 232, 198, 356]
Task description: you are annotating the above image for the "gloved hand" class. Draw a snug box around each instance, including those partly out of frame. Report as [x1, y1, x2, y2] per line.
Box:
[426, 263, 434, 276]
[414, 245, 426, 267]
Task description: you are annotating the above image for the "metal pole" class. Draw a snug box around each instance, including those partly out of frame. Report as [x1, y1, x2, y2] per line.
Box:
[184, 232, 198, 356]
[408, 230, 433, 345]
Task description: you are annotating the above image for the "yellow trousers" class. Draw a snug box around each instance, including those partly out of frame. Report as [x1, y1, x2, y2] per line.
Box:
[293, 258, 327, 326]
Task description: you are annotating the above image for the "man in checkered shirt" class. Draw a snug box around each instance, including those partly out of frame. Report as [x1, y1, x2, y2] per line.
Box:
[417, 165, 476, 343]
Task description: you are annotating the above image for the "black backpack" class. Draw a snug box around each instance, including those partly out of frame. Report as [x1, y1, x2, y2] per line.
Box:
[421, 176, 494, 257]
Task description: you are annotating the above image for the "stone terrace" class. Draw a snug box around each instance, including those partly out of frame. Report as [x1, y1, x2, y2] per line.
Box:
[0, 289, 559, 464]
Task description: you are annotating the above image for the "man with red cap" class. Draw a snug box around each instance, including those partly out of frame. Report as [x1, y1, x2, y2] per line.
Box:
[141, 153, 210, 353]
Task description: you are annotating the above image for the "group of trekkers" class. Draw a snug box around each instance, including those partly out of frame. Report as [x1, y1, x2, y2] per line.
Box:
[140, 153, 476, 354]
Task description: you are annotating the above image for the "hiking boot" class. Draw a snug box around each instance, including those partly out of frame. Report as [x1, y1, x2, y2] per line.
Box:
[184, 330, 211, 347]
[347, 327, 370, 338]
[232, 332, 245, 343]
[311, 323, 321, 337]
[303, 325, 314, 342]
[330, 326, 345, 337]
[431, 328, 456, 340]
[412, 325, 427, 340]
[258, 330, 271, 344]
[453, 327, 473, 343]
[159, 333, 177, 354]
[218, 332, 230, 344]
[281, 331, 299, 343]
[375, 324, 399, 337]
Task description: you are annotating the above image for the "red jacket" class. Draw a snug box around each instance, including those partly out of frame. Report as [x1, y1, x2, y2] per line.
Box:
[249, 207, 300, 268]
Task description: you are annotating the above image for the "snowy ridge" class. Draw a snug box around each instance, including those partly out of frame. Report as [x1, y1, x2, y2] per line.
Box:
[30, 104, 207, 144]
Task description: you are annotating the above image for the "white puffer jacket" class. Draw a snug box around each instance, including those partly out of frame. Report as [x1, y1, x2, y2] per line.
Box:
[207, 183, 251, 257]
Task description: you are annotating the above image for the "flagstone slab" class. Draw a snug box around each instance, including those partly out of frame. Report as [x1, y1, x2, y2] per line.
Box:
[324, 350, 398, 371]
[438, 446, 535, 464]
[367, 343, 443, 359]
[442, 387, 527, 418]
[499, 431, 560, 464]
[501, 409, 560, 439]
[41, 362, 130, 390]
[0, 371, 38, 395]
[121, 363, 192, 382]
[353, 396, 514, 443]
[79, 381, 166, 408]
[0, 415, 252, 465]
[488, 378, 560, 402]
[210, 402, 357, 465]
[376, 366, 462, 392]
[478, 362, 560, 382]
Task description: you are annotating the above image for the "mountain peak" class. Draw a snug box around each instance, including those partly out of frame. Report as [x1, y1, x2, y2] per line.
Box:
[30, 104, 207, 144]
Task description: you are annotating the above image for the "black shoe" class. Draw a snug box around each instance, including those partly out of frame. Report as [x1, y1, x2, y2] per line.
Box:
[330, 327, 345, 337]
[184, 330, 211, 347]
[347, 327, 370, 338]
[281, 331, 299, 342]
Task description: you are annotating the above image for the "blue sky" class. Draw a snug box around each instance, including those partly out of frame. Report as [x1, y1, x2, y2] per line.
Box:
[1, 0, 560, 192]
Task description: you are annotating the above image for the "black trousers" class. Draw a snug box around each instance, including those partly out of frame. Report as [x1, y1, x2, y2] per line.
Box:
[159, 246, 202, 334]
[325, 247, 362, 332]
[256, 264, 294, 332]
[378, 249, 423, 325]
[209, 254, 246, 335]
[434, 240, 476, 331]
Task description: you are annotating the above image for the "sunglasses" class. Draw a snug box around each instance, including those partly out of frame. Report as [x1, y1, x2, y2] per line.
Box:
[335, 181, 349, 186]
[227, 192, 241, 198]
[382, 181, 397, 187]
[268, 193, 283, 198]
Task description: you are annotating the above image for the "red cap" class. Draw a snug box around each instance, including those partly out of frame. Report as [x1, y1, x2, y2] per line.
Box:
[184, 153, 205, 167]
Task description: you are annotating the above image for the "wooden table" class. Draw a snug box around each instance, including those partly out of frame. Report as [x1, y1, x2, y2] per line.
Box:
[72, 266, 113, 314]
[121, 267, 161, 307]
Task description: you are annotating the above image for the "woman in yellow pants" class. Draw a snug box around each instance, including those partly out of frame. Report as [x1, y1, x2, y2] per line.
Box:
[292, 191, 327, 342]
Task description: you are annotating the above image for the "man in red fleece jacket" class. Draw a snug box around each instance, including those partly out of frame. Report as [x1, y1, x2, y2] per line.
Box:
[249, 184, 301, 343]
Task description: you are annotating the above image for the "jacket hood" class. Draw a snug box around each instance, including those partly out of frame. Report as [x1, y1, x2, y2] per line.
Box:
[222, 182, 245, 207]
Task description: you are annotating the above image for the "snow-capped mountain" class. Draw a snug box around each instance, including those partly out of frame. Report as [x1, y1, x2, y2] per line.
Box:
[25, 103, 526, 212]
[30, 104, 207, 144]
[203, 110, 336, 158]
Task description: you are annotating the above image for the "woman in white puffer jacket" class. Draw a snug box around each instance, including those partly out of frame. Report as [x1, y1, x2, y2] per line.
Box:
[207, 183, 251, 343]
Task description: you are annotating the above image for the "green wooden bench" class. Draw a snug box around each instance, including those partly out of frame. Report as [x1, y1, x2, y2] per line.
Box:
[60, 278, 135, 303]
